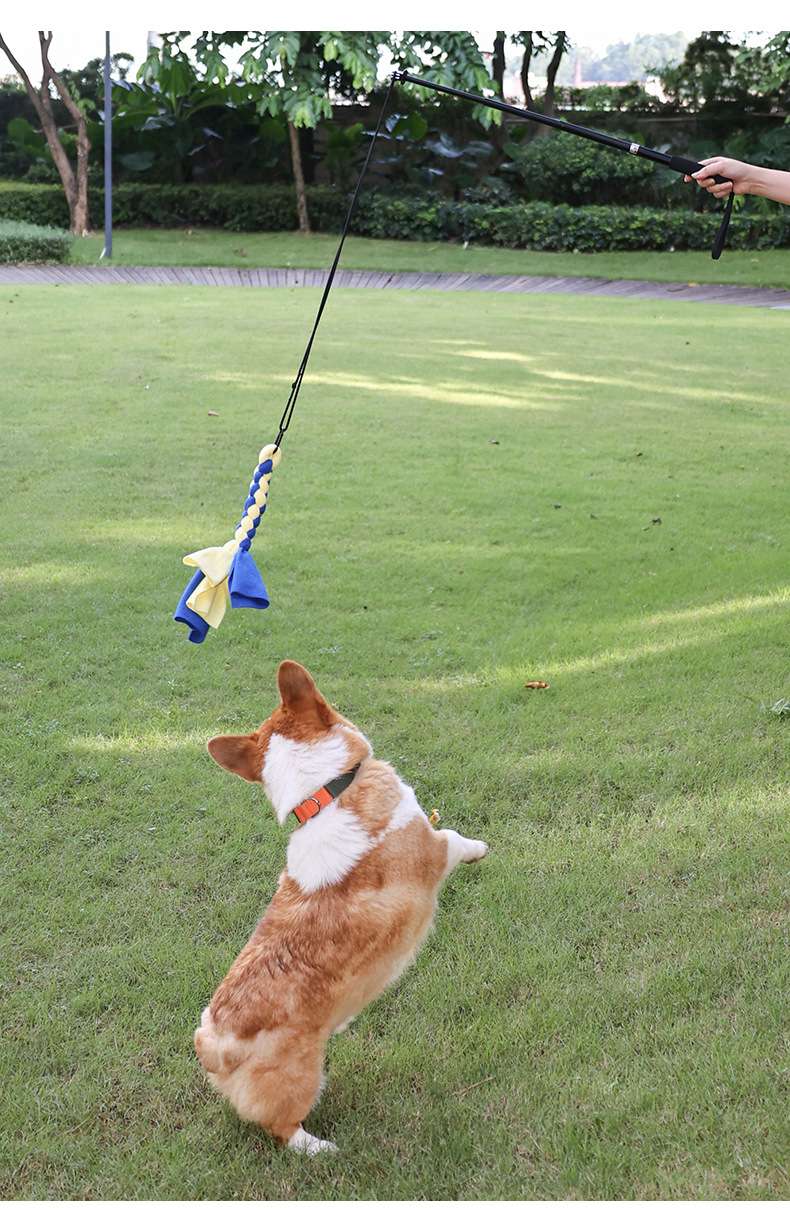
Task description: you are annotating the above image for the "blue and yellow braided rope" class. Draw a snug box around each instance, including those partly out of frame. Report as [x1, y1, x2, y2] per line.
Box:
[174, 443, 282, 644]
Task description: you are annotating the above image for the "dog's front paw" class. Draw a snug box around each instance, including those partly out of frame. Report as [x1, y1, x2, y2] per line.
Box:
[466, 839, 489, 862]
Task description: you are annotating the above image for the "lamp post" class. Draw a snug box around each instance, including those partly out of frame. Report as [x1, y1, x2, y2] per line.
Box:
[102, 31, 112, 260]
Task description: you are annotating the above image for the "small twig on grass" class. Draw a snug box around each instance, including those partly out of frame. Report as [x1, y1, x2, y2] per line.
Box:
[453, 1074, 495, 1097]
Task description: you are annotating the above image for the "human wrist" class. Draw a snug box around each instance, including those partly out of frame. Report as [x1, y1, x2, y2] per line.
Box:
[746, 164, 771, 197]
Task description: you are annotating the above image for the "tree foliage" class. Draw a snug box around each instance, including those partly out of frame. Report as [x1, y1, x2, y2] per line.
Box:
[656, 31, 790, 113]
[118, 43, 247, 183]
[144, 31, 497, 130]
[57, 52, 133, 113]
[391, 31, 495, 126]
[234, 32, 384, 127]
[571, 33, 688, 84]
[731, 32, 790, 112]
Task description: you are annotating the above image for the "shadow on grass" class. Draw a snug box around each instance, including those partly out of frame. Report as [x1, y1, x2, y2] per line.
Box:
[41, 588, 785, 838]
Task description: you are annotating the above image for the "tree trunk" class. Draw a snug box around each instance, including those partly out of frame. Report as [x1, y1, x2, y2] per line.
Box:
[491, 32, 506, 153]
[0, 30, 91, 235]
[301, 127, 315, 184]
[40, 32, 91, 234]
[492, 32, 505, 96]
[288, 120, 311, 235]
[519, 32, 535, 108]
[536, 31, 568, 135]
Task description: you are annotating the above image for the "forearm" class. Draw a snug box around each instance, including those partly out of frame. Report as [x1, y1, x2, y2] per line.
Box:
[745, 165, 790, 205]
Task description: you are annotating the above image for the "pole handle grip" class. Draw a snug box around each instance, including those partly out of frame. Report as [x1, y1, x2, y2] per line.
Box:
[667, 154, 729, 186]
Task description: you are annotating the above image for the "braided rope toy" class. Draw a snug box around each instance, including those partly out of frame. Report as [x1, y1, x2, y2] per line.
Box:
[174, 444, 281, 643]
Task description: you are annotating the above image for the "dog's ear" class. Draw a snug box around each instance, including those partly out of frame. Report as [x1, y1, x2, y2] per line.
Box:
[207, 733, 260, 782]
[277, 660, 323, 711]
[277, 660, 334, 727]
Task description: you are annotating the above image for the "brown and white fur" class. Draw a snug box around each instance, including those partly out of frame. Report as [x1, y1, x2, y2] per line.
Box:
[194, 660, 488, 1155]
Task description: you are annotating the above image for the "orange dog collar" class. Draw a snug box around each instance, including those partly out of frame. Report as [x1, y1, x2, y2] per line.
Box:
[292, 763, 361, 825]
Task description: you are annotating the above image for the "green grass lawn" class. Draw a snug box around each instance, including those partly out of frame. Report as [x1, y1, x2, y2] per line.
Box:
[1, 282, 788, 1199]
[69, 226, 790, 289]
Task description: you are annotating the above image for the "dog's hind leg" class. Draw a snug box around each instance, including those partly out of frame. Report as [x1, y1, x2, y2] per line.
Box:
[249, 1042, 337, 1155]
[441, 828, 488, 875]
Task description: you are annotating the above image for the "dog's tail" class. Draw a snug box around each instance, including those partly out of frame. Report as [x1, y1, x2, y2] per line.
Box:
[194, 1008, 244, 1075]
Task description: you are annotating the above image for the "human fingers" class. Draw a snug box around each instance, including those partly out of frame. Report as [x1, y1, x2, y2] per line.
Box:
[692, 159, 726, 184]
[710, 181, 734, 198]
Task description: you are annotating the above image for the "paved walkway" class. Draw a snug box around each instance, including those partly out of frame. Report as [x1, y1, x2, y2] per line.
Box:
[2, 263, 790, 308]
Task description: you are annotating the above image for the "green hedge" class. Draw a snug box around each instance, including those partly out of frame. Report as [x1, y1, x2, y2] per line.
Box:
[0, 181, 346, 231]
[352, 194, 790, 252]
[0, 218, 71, 263]
[1, 181, 788, 252]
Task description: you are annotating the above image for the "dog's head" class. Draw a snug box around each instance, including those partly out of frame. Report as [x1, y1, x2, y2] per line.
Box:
[207, 661, 370, 821]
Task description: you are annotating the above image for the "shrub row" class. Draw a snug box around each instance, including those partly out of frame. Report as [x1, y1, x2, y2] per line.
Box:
[353, 194, 790, 252]
[0, 181, 346, 232]
[1, 182, 789, 252]
[0, 218, 71, 263]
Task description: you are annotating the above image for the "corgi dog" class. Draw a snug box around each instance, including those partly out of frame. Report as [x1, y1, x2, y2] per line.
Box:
[194, 660, 488, 1156]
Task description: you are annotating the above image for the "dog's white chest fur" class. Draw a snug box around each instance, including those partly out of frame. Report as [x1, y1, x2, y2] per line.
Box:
[262, 728, 352, 824]
[286, 803, 373, 892]
[286, 781, 426, 893]
[262, 727, 369, 893]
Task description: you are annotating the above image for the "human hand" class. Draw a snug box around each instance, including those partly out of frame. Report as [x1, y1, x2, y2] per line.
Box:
[684, 157, 754, 198]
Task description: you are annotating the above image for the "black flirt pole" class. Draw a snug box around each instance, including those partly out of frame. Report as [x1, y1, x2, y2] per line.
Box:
[394, 71, 734, 260]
